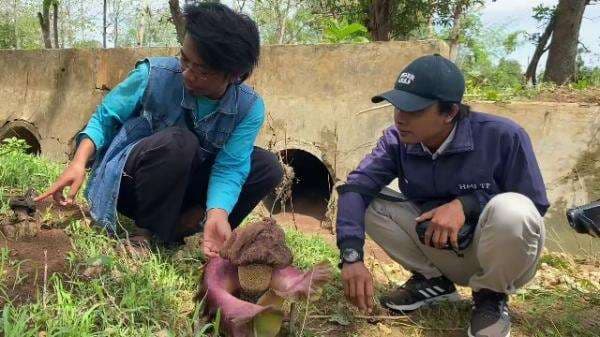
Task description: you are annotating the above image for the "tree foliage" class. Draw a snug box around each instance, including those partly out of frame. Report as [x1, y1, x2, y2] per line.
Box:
[0, 0, 597, 92]
[0, 0, 42, 49]
[323, 18, 369, 43]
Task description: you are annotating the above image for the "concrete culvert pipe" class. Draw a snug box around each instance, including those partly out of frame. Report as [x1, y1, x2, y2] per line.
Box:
[0, 121, 41, 155]
[264, 149, 334, 221]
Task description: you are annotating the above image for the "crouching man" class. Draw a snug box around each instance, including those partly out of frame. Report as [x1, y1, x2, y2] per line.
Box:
[37, 3, 283, 258]
[336, 54, 549, 337]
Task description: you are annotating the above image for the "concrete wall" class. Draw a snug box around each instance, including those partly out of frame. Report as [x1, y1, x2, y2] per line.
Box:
[0, 41, 448, 162]
[1, 42, 599, 252]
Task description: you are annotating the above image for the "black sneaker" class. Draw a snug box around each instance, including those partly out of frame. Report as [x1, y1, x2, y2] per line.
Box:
[380, 273, 460, 312]
[468, 289, 511, 337]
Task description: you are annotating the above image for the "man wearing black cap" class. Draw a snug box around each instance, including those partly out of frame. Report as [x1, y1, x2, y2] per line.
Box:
[336, 54, 548, 337]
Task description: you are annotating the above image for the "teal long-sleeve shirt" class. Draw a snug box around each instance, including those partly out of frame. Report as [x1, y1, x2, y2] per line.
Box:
[80, 61, 265, 214]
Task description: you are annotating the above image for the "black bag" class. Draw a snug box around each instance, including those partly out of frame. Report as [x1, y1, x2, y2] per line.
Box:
[336, 184, 476, 254]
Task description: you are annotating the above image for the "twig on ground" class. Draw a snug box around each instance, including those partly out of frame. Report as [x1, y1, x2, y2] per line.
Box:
[43, 249, 48, 309]
[308, 314, 410, 321]
[298, 269, 315, 337]
[307, 314, 464, 330]
[288, 302, 298, 337]
[355, 103, 392, 115]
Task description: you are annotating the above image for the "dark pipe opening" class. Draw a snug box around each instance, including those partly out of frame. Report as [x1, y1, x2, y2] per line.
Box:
[0, 123, 41, 155]
[264, 149, 334, 220]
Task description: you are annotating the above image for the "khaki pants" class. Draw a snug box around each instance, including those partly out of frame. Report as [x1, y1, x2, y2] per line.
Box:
[365, 190, 545, 294]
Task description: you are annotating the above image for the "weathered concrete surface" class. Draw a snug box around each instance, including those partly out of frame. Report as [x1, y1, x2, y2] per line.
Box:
[469, 101, 600, 253]
[1, 42, 599, 253]
[1, 41, 447, 161]
[0, 48, 176, 158]
[251, 41, 452, 178]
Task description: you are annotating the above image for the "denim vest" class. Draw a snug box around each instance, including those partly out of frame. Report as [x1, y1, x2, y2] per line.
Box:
[86, 57, 258, 232]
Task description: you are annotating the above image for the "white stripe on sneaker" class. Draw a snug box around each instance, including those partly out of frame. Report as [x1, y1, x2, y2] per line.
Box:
[385, 292, 461, 312]
[418, 290, 431, 298]
[433, 286, 445, 293]
[425, 288, 438, 296]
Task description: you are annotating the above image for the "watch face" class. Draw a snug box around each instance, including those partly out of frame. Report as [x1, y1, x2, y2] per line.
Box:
[343, 248, 359, 263]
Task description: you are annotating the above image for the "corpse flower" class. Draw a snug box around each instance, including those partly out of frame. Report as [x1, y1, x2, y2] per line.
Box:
[200, 218, 332, 337]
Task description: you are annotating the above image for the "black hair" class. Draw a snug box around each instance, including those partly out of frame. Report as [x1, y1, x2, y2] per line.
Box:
[184, 2, 260, 82]
[439, 101, 471, 121]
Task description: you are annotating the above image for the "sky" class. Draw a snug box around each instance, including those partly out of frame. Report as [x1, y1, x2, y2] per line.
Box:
[480, 0, 600, 67]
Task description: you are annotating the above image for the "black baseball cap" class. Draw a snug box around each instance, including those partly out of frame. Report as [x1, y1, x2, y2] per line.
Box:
[372, 54, 465, 112]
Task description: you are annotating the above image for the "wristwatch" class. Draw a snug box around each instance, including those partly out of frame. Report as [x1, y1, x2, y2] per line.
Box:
[338, 248, 364, 268]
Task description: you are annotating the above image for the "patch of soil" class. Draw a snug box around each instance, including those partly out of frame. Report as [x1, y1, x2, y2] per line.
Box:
[33, 199, 90, 229]
[2, 191, 89, 230]
[531, 86, 600, 105]
[1, 228, 71, 306]
[2, 194, 88, 249]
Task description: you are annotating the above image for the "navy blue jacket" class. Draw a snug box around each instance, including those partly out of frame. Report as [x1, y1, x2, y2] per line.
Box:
[336, 111, 550, 252]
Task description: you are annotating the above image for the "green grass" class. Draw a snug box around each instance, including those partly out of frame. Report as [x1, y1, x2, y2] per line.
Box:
[285, 228, 339, 270]
[515, 288, 600, 337]
[1, 139, 599, 337]
[0, 141, 207, 336]
[0, 247, 10, 297]
[464, 80, 599, 103]
[0, 219, 204, 336]
[0, 138, 63, 213]
[540, 253, 574, 272]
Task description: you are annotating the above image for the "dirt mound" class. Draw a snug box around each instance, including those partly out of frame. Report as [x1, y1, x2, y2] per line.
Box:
[1, 190, 88, 240]
[526, 86, 600, 105]
[1, 228, 71, 306]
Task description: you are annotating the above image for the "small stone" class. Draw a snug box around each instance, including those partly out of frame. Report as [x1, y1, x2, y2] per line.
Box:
[22, 220, 40, 238]
[155, 329, 174, 337]
[111, 269, 123, 281]
[1, 224, 16, 239]
[377, 322, 392, 335]
[82, 265, 103, 279]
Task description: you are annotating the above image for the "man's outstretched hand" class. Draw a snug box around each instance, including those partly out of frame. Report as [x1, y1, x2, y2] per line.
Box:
[35, 137, 95, 206]
[341, 261, 374, 313]
[202, 208, 232, 258]
[35, 163, 86, 206]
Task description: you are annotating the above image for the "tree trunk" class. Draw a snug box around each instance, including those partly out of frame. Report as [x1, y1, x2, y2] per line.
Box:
[103, 0, 107, 48]
[114, 17, 119, 48]
[448, 0, 468, 61]
[137, 5, 148, 47]
[235, 0, 248, 12]
[52, 2, 59, 49]
[367, 0, 394, 41]
[426, 0, 437, 39]
[38, 2, 52, 48]
[276, 0, 291, 44]
[61, 0, 74, 48]
[277, 17, 287, 44]
[12, 0, 19, 49]
[525, 15, 555, 85]
[169, 0, 186, 45]
[543, 0, 588, 84]
[426, 12, 435, 39]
